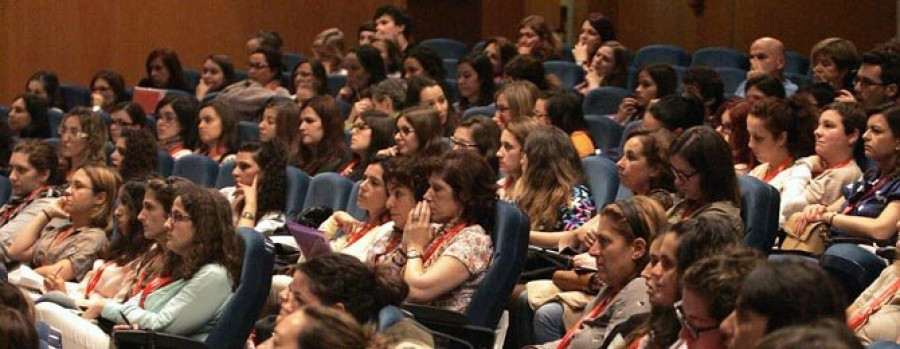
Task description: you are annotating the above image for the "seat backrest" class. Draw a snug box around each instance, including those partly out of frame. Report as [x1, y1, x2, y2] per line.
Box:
[583, 86, 630, 116]
[737, 175, 779, 253]
[715, 67, 748, 96]
[59, 84, 91, 111]
[346, 180, 367, 221]
[327, 75, 347, 98]
[286, 166, 311, 216]
[303, 172, 355, 211]
[461, 104, 495, 120]
[282, 52, 307, 72]
[784, 51, 810, 75]
[48, 109, 64, 135]
[172, 154, 219, 187]
[237, 121, 260, 144]
[336, 98, 351, 118]
[443, 59, 459, 80]
[543, 61, 585, 88]
[183, 69, 201, 89]
[0, 176, 10, 206]
[466, 201, 530, 328]
[690, 47, 749, 70]
[444, 78, 459, 102]
[634, 44, 691, 68]
[581, 155, 620, 209]
[157, 150, 175, 177]
[584, 114, 624, 153]
[420, 38, 469, 60]
[216, 161, 237, 189]
[205, 228, 274, 348]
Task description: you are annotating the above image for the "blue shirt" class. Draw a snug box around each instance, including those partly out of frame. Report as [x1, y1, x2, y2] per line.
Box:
[831, 171, 900, 240]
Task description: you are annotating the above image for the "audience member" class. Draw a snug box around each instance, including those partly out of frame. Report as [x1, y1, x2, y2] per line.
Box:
[493, 80, 540, 130]
[452, 115, 500, 171]
[155, 94, 199, 158]
[505, 54, 559, 91]
[811, 37, 860, 91]
[577, 40, 629, 93]
[196, 54, 237, 101]
[342, 110, 395, 181]
[223, 141, 287, 235]
[483, 36, 519, 83]
[745, 74, 787, 101]
[195, 100, 239, 163]
[322, 156, 393, 260]
[371, 33, 404, 78]
[137, 48, 192, 92]
[846, 48, 900, 108]
[455, 52, 496, 113]
[371, 78, 407, 116]
[496, 118, 544, 201]
[572, 13, 616, 67]
[716, 99, 758, 173]
[406, 75, 458, 137]
[383, 106, 445, 158]
[25, 70, 65, 111]
[847, 232, 900, 344]
[517, 15, 562, 61]
[248, 48, 289, 95]
[311, 28, 347, 75]
[682, 66, 726, 121]
[357, 20, 376, 45]
[294, 95, 350, 174]
[734, 37, 798, 98]
[57, 107, 108, 179]
[373, 5, 412, 53]
[246, 30, 283, 53]
[339, 45, 387, 103]
[615, 64, 679, 124]
[6, 94, 51, 139]
[89, 70, 127, 113]
[642, 94, 706, 135]
[111, 128, 159, 182]
[290, 57, 329, 103]
[0, 141, 61, 256]
[258, 99, 301, 146]
[108, 101, 146, 143]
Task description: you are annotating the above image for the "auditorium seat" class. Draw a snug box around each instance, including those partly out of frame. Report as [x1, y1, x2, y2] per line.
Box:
[420, 38, 468, 60]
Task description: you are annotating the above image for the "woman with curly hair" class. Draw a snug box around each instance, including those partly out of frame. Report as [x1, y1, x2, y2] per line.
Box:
[222, 141, 288, 236]
[295, 95, 351, 175]
[57, 107, 108, 180]
[111, 128, 159, 182]
[401, 150, 497, 312]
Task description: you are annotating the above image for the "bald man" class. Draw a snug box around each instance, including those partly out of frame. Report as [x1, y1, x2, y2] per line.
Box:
[734, 37, 798, 98]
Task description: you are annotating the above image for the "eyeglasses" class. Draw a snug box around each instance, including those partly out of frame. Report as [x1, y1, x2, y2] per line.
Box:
[351, 123, 370, 131]
[58, 128, 88, 138]
[450, 136, 478, 148]
[168, 210, 192, 222]
[674, 300, 719, 340]
[854, 76, 886, 88]
[67, 181, 94, 192]
[248, 62, 270, 70]
[670, 165, 699, 181]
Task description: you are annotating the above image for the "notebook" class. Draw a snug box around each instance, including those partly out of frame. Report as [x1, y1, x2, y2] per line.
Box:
[132, 87, 167, 113]
[286, 220, 332, 259]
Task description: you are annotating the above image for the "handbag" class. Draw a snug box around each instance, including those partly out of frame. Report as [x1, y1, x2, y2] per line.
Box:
[518, 246, 574, 282]
[781, 213, 830, 255]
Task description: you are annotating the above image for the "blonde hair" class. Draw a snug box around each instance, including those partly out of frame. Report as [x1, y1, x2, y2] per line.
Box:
[60, 107, 108, 175]
[79, 165, 122, 232]
[514, 127, 585, 230]
[496, 81, 539, 120]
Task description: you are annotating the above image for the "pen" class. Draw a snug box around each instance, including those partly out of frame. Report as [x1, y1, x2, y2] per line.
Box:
[119, 310, 132, 327]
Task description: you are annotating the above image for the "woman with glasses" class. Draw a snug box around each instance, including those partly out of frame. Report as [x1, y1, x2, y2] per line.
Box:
[89, 70, 127, 113]
[247, 48, 289, 95]
[108, 101, 146, 144]
[715, 99, 757, 173]
[451, 115, 500, 172]
[42, 185, 243, 347]
[110, 129, 159, 182]
[667, 126, 744, 236]
[406, 76, 458, 137]
[294, 95, 350, 175]
[57, 107, 108, 180]
[155, 94, 199, 159]
[381, 106, 445, 159]
[493, 81, 540, 130]
[5, 165, 120, 281]
[533, 196, 664, 347]
[290, 57, 329, 104]
[341, 110, 395, 181]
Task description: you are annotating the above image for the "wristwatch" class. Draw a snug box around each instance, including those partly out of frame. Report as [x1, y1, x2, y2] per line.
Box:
[241, 211, 255, 220]
[406, 249, 422, 259]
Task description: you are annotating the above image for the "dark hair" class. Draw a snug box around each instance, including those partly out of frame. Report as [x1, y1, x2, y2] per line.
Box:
[427, 150, 498, 227]
[251, 47, 284, 81]
[745, 74, 787, 99]
[238, 141, 287, 218]
[544, 88, 588, 134]
[594, 41, 630, 89]
[156, 94, 199, 150]
[681, 247, 763, 322]
[682, 66, 725, 113]
[398, 106, 445, 158]
[756, 319, 865, 349]
[205, 54, 238, 93]
[505, 54, 555, 90]
[358, 20, 376, 37]
[383, 156, 430, 201]
[146, 176, 194, 215]
[264, 99, 301, 148]
[296, 95, 348, 174]
[109, 101, 147, 129]
[670, 126, 740, 205]
[647, 94, 705, 132]
[90, 70, 128, 109]
[356, 45, 388, 89]
[26, 70, 64, 110]
[795, 82, 836, 109]
[737, 259, 847, 333]
[119, 128, 160, 182]
[372, 78, 407, 111]
[484, 37, 519, 76]
[860, 49, 900, 89]
[141, 48, 190, 91]
[670, 215, 744, 274]
[13, 94, 51, 138]
[869, 105, 900, 176]
[518, 15, 562, 61]
[299, 253, 408, 323]
[0, 280, 34, 322]
[295, 306, 380, 349]
[403, 45, 447, 81]
[457, 52, 496, 108]
[251, 30, 283, 51]
[459, 115, 500, 171]
[640, 64, 679, 99]
[356, 110, 396, 168]
[585, 13, 616, 42]
[197, 100, 240, 159]
[373, 35, 403, 75]
[0, 306, 38, 349]
[102, 180, 152, 265]
[291, 57, 329, 96]
[163, 187, 243, 285]
[599, 196, 667, 271]
[12, 140, 61, 186]
[405, 75, 439, 107]
[823, 102, 867, 167]
[750, 97, 818, 159]
[374, 5, 411, 37]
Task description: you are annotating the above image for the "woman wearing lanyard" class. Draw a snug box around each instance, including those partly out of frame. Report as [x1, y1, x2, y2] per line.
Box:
[782, 102, 865, 222]
[321, 155, 394, 261]
[401, 150, 497, 313]
[746, 96, 818, 225]
[222, 141, 287, 236]
[340, 110, 396, 181]
[6, 165, 120, 281]
[533, 196, 665, 348]
[847, 223, 900, 344]
[62, 185, 242, 348]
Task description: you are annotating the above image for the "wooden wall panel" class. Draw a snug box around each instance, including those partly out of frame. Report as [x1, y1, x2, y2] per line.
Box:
[408, 0, 481, 46]
[0, 0, 403, 104]
[481, 0, 525, 41]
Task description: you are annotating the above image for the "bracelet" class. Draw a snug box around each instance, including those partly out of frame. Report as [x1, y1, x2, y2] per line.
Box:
[828, 212, 837, 226]
[240, 211, 255, 220]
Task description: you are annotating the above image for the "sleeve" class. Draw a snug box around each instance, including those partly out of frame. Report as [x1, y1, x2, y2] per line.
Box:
[58, 230, 108, 281]
[254, 213, 285, 237]
[441, 228, 492, 276]
[560, 186, 597, 231]
[778, 164, 812, 225]
[802, 166, 862, 208]
[0, 198, 52, 243]
[101, 264, 233, 335]
[852, 265, 896, 309]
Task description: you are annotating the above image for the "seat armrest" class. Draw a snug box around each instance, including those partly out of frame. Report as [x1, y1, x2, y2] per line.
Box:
[402, 304, 494, 349]
[113, 330, 208, 349]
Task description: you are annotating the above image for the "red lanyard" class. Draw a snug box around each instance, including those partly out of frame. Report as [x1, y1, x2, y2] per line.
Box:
[842, 176, 892, 215]
[813, 158, 853, 178]
[373, 232, 403, 265]
[0, 186, 49, 224]
[131, 254, 163, 297]
[761, 157, 794, 183]
[206, 144, 228, 160]
[167, 144, 185, 156]
[339, 159, 359, 177]
[848, 278, 900, 330]
[557, 289, 620, 349]
[139, 276, 173, 309]
[84, 261, 114, 298]
[43, 226, 75, 266]
[346, 216, 388, 247]
[422, 222, 468, 262]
